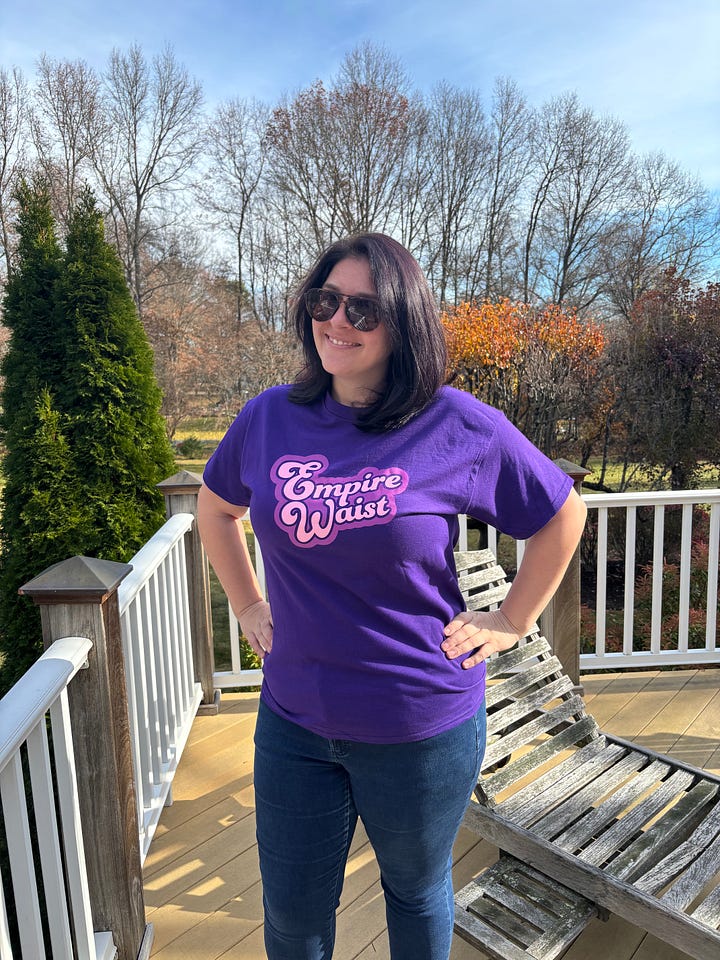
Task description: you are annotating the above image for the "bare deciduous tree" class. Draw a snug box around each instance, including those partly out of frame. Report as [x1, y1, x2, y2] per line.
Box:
[30, 56, 100, 228]
[541, 94, 631, 307]
[0, 66, 27, 279]
[266, 43, 421, 254]
[482, 77, 531, 299]
[601, 152, 720, 317]
[423, 81, 490, 304]
[201, 96, 270, 322]
[90, 44, 204, 315]
[519, 101, 566, 303]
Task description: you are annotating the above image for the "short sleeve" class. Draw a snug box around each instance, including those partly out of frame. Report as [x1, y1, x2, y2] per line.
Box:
[202, 401, 255, 506]
[466, 414, 573, 540]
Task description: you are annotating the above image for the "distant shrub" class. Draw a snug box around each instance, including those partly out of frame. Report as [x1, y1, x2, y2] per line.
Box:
[175, 435, 205, 459]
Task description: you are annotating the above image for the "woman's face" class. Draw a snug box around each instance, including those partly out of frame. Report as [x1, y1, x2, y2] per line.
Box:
[311, 256, 393, 406]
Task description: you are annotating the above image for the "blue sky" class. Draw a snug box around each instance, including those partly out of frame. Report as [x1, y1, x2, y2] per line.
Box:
[2, 0, 719, 190]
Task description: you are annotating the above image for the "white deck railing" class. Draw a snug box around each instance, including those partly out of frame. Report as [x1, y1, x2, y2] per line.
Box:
[0, 637, 116, 960]
[458, 488, 720, 669]
[2, 511, 202, 955]
[118, 512, 203, 861]
[217, 489, 719, 686]
[216, 513, 264, 690]
[580, 489, 720, 669]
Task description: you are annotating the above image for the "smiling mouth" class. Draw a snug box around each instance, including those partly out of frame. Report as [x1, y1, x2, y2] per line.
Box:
[326, 333, 360, 347]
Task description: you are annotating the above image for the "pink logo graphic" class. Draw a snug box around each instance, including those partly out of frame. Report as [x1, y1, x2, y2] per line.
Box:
[271, 455, 409, 548]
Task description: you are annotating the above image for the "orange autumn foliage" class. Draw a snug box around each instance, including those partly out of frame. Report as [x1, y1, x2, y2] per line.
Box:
[443, 299, 604, 372]
[442, 299, 606, 455]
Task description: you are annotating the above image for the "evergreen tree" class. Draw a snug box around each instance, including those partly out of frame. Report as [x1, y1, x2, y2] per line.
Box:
[0, 181, 65, 689]
[0, 184, 175, 691]
[54, 188, 175, 554]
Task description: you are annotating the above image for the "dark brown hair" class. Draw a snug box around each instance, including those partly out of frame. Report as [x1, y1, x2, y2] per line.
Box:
[288, 233, 447, 431]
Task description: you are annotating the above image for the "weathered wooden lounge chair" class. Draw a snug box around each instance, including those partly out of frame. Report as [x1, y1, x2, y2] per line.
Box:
[453, 549, 720, 960]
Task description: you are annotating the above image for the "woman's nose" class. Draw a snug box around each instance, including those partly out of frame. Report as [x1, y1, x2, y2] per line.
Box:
[329, 301, 353, 326]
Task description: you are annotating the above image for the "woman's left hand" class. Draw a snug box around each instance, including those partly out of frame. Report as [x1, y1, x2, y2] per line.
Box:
[441, 609, 522, 670]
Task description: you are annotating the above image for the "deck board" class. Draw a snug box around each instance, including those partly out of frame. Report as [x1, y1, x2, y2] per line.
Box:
[147, 670, 720, 959]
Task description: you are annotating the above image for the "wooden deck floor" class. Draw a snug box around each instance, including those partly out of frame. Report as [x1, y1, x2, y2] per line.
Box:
[144, 668, 720, 960]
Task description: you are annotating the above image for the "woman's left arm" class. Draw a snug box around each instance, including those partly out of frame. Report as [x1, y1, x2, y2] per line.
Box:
[442, 488, 587, 669]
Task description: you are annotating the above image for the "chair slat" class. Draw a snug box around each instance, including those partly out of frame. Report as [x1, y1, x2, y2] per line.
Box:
[691, 875, 720, 927]
[531, 750, 650, 841]
[485, 657, 570, 710]
[502, 741, 624, 826]
[484, 696, 587, 768]
[578, 769, 696, 865]
[662, 830, 720, 911]
[484, 635, 554, 680]
[479, 716, 600, 802]
[635, 800, 720, 895]
[488, 675, 575, 738]
[608, 781, 719, 883]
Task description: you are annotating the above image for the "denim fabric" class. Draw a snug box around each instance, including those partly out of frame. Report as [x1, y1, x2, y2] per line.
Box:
[253, 698, 486, 959]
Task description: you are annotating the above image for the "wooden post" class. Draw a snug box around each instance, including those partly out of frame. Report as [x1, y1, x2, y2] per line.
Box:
[541, 459, 592, 692]
[20, 556, 153, 960]
[157, 470, 219, 714]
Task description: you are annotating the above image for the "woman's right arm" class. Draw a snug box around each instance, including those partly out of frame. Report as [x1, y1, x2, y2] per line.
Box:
[197, 484, 273, 658]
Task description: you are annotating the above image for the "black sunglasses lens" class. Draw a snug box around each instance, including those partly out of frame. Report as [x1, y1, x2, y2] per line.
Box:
[306, 289, 338, 321]
[346, 301, 379, 331]
[305, 289, 380, 330]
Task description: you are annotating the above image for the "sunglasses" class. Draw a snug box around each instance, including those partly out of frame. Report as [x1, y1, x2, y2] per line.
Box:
[304, 288, 381, 332]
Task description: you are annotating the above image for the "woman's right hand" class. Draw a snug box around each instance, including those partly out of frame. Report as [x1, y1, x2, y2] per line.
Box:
[237, 599, 273, 659]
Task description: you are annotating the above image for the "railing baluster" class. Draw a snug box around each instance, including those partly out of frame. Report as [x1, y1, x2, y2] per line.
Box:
[457, 513, 468, 551]
[0, 752, 45, 958]
[651, 505, 665, 655]
[596, 506, 608, 657]
[172, 541, 192, 711]
[623, 506, 637, 655]
[26, 721, 75, 959]
[678, 503, 693, 653]
[50, 685, 99, 960]
[487, 525, 498, 556]
[138, 581, 162, 792]
[0, 871, 13, 956]
[229, 603, 243, 675]
[149, 568, 172, 763]
[125, 601, 151, 833]
[156, 556, 179, 740]
[707, 503, 719, 650]
[165, 552, 185, 725]
[176, 537, 196, 708]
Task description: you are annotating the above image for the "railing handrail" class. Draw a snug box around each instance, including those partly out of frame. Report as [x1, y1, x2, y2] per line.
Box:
[0, 635, 91, 772]
[583, 488, 720, 508]
[0, 634, 115, 960]
[118, 512, 194, 614]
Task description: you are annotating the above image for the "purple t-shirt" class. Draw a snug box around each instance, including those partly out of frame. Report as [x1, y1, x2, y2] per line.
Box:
[203, 385, 572, 743]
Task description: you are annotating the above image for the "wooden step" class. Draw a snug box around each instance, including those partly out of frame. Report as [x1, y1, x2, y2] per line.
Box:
[455, 856, 599, 960]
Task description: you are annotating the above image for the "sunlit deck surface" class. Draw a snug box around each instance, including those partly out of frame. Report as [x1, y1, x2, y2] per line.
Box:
[144, 668, 720, 960]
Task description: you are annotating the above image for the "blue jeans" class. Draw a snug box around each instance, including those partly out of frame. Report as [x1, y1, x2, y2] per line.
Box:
[253, 698, 486, 960]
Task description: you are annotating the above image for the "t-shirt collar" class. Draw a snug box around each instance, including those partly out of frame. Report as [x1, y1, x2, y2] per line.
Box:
[323, 390, 363, 422]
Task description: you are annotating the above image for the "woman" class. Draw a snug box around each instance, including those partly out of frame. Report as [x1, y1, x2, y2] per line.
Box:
[198, 233, 587, 960]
